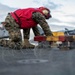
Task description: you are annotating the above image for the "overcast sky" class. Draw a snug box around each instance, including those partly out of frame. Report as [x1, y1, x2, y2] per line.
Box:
[0, 0, 75, 31]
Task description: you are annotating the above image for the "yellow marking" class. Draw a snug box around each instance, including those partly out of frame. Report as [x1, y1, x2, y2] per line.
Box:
[46, 36, 59, 41]
[53, 32, 64, 36]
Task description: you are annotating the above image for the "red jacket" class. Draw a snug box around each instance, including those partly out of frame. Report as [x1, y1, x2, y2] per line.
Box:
[10, 8, 43, 29]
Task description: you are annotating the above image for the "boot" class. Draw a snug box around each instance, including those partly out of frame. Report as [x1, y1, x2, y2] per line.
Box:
[0, 39, 7, 47]
[22, 39, 35, 49]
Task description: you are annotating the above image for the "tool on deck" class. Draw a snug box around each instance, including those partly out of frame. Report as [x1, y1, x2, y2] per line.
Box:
[34, 31, 75, 50]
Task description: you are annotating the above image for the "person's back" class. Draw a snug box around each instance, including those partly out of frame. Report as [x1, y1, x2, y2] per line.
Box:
[1, 7, 53, 49]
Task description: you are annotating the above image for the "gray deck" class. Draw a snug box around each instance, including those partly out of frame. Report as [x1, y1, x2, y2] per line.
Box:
[0, 47, 75, 75]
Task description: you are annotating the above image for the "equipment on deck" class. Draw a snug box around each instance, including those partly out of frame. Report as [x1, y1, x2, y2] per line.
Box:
[34, 31, 75, 50]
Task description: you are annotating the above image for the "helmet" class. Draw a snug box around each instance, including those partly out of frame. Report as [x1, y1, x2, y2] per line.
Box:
[39, 7, 52, 19]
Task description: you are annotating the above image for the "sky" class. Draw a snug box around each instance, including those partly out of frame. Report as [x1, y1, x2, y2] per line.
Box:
[0, 0, 75, 31]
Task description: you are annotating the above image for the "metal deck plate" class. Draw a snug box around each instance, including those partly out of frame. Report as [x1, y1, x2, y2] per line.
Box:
[17, 59, 49, 64]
